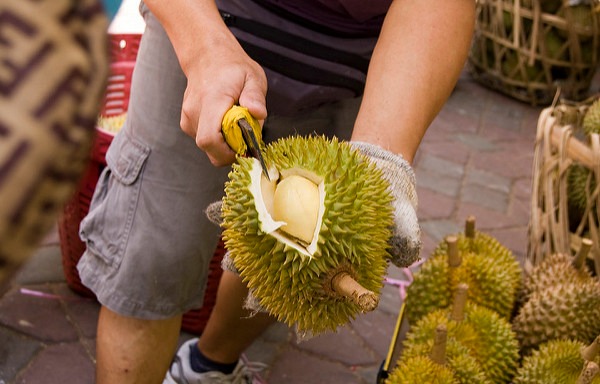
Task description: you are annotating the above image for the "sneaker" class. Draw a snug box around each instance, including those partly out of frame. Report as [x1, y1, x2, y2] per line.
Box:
[163, 338, 267, 384]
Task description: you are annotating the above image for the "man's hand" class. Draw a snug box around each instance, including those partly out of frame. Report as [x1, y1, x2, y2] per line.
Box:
[145, 0, 268, 166]
[179, 39, 267, 166]
[351, 142, 421, 268]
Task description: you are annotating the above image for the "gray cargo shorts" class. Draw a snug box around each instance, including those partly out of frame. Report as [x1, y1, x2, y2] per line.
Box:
[77, 1, 363, 319]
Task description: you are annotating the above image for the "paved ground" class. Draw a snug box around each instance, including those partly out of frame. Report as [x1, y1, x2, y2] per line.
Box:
[1, 69, 597, 384]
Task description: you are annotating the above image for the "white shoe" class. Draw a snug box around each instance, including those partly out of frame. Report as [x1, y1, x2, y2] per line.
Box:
[163, 338, 266, 384]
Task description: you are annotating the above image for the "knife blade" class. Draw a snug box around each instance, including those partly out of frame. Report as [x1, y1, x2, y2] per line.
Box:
[237, 118, 270, 181]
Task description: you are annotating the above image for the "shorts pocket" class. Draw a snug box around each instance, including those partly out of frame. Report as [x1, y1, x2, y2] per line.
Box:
[79, 133, 150, 270]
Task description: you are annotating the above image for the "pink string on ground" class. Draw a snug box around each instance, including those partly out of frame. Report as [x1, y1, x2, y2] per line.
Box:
[383, 258, 425, 301]
[19, 288, 93, 301]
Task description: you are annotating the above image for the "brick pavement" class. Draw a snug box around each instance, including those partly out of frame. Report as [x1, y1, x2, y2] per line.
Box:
[1, 70, 596, 384]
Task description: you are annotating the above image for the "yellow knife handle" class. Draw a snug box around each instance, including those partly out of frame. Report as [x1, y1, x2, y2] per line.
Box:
[221, 105, 263, 155]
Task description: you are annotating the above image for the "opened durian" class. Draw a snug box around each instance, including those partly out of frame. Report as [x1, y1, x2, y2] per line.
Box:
[405, 217, 522, 322]
[404, 284, 520, 384]
[387, 323, 490, 384]
[513, 279, 600, 351]
[221, 135, 394, 335]
[514, 337, 600, 384]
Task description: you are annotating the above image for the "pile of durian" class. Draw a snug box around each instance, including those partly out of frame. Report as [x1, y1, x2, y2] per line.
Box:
[385, 215, 600, 383]
[404, 216, 522, 324]
[513, 238, 600, 352]
[386, 217, 523, 383]
[221, 135, 399, 336]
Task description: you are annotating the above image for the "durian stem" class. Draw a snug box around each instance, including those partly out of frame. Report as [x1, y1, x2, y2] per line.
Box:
[430, 324, 448, 366]
[450, 283, 468, 322]
[331, 272, 378, 312]
[465, 216, 476, 239]
[576, 361, 599, 384]
[446, 236, 461, 268]
[581, 336, 600, 361]
[573, 238, 593, 270]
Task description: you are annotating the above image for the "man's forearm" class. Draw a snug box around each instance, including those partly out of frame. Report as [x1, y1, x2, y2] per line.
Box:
[352, 0, 476, 163]
[144, 0, 236, 74]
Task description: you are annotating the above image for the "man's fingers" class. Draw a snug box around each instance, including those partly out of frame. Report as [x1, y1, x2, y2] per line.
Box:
[201, 98, 240, 166]
[239, 90, 267, 122]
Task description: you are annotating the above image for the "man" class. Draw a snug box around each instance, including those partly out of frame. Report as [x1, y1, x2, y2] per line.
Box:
[77, 0, 476, 383]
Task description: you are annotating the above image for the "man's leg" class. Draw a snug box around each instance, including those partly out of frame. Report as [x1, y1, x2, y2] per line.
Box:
[197, 271, 276, 364]
[96, 308, 182, 384]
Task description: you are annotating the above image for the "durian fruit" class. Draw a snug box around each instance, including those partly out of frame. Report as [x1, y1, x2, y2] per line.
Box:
[522, 239, 594, 299]
[544, 29, 567, 61]
[387, 324, 488, 384]
[435, 216, 519, 265]
[385, 356, 458, 384]
[513, 279, 600, 351]
[96, 113, 127, 134]
[405, 217, 522, 322]
[583, 99, 600, 135]
[558, 5, 596, 42]
[221, 135, 394, 335]
[566, 99, 599, 219]
[567, 164, 597, 223]
[513, 337, 600, 384]
[501, 50, 542, 82]
[403, 284, 520, 384]
[541, 0, 563, 14]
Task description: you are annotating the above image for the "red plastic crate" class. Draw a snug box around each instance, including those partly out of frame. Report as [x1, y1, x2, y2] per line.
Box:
[58, 33, 223, 335]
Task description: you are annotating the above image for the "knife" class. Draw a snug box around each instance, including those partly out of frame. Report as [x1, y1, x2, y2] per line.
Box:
[237, 118, 271, 181]
[221, 105, 270, 181]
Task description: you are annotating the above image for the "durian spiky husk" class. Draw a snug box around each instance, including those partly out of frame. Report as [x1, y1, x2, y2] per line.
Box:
[405, 231, 522, 322]
[513, 339, 600, 384]
[398, 335, 492, 384]
[567, 164, 597, 220]
[403, 303, 520, 384]
[385, 356, 459, 384]
[583, 99, 600, 135]
[513, 281, 600, 351]
[522, 253, 593, 299]
[221, 135, 394, 335]
[566, 98, 599, 218]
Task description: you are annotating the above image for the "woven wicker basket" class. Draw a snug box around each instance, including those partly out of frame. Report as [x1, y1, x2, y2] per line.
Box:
[527, 95, 600, 274]
[469, 0, 600, 105]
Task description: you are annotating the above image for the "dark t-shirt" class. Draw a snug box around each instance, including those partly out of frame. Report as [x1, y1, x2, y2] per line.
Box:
[256, 0, 392, 36]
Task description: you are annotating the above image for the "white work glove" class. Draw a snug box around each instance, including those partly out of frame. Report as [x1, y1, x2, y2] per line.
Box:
[219, 250, 268, 314]
[351, 142, 422, 268]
